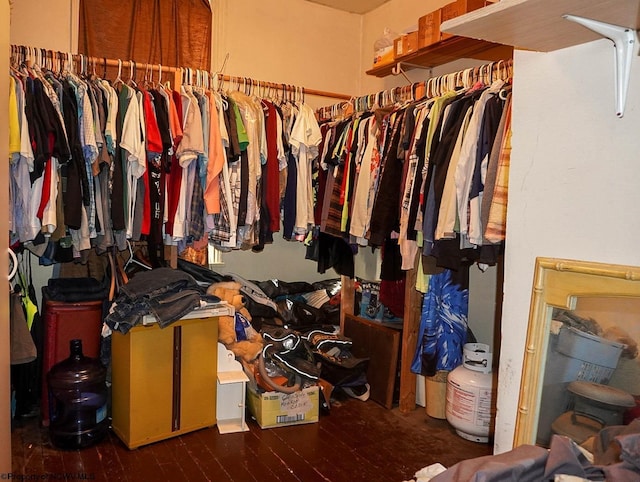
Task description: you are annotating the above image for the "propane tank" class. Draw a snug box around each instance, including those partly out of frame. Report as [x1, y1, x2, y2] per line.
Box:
[446, 343, 496, 443]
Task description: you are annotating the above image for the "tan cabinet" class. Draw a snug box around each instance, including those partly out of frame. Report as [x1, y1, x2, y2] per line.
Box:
[111, 314, 219, 449]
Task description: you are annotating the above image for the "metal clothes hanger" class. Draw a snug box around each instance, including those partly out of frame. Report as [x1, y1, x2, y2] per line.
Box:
[123, 240, 152, 272]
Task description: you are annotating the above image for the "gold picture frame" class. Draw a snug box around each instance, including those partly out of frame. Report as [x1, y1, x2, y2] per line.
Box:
[514, 257, 640, 447]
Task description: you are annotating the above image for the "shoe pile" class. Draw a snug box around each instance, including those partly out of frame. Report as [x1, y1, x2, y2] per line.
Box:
[255, 326, 370, 411]
[303, 329, 370, 404]
[256, 327, 320, 394]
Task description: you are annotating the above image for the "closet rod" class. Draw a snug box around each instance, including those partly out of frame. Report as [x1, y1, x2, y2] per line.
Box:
[10, 45, 352, 101]
[319, 58, 513, 117]
[217, 74, 352, 101]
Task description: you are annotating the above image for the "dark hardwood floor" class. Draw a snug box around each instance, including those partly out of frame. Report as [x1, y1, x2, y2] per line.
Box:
[11, 395, 492, 482]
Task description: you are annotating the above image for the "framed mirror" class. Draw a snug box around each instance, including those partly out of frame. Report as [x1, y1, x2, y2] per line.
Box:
[514, 257, 640, 447]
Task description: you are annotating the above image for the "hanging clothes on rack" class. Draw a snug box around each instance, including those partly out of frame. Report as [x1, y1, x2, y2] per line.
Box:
[8, 43, 511, 285]
[8, 46, 349, 267]
[313, 60, 513, 287]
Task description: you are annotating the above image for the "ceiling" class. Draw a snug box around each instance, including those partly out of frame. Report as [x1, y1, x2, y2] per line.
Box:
[303, 0, 390, 14]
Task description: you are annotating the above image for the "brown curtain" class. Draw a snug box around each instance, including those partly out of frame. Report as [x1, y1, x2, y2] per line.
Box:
[79, 0, 211, 71]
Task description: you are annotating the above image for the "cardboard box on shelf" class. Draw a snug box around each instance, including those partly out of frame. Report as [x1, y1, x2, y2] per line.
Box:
[394, 37, 404, 58]
[440, 0, 491, 40]
[247, 385, 319, 429]
[418, 10, 442, 49]
[404, 31, 419, 55]
[395, 31, 419, 59]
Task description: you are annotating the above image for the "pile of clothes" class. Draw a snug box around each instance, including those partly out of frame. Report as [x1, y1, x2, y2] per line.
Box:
[174, 261, 371, 409]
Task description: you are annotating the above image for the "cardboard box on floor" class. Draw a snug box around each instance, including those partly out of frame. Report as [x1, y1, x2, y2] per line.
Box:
[247, 385, 319, 429]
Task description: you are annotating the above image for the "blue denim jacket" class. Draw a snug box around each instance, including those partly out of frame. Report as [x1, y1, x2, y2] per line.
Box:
[105, 268, 202, 333]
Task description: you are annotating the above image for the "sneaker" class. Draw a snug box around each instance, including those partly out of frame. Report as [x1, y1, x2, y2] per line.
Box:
[342, 383, 371, 401]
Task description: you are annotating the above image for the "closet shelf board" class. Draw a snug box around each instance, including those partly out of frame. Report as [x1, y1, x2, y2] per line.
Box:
[366, 36, 513, 77]
[440, 0, 640, 52]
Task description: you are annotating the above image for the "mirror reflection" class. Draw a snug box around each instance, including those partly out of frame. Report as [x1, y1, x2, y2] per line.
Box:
[537, 298, 640, 448]
[514, 258, 640, 448]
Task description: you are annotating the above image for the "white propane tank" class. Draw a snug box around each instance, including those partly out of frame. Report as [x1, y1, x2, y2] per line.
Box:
[446, 343, 496, 443]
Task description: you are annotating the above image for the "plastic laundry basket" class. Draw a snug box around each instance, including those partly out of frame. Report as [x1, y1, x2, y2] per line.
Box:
[536, 326, 626, 446]
[555, 326, 626, 383]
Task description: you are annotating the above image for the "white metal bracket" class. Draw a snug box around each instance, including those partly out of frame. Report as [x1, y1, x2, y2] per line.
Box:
[391, 62, 413, 84]
[563, 14, 637, 118]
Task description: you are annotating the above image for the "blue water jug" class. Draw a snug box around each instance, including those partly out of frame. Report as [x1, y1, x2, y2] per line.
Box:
[47, 339, 108, 449]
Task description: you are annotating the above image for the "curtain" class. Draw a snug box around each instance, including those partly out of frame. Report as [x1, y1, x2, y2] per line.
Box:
[79, 0, 211, 71]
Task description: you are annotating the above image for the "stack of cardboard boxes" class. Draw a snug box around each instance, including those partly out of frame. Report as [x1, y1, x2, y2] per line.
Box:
[373, 0, 494, 67]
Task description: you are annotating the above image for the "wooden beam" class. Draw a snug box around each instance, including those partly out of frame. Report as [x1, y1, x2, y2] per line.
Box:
[339, 275, 355, 335]
[164, 245, 178, 269]
[399, 252, 422, 413]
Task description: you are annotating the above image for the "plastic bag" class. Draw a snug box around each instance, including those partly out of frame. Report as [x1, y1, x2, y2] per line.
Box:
[373, 28, 397, 65]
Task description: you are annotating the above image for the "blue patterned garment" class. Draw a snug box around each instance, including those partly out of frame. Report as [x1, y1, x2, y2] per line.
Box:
[411, 269, 468, 377]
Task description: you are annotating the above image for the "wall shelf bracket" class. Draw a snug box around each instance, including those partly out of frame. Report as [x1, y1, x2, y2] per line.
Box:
[391, 61, 432, 84]
[563, 14, 637, 118]
[391, 62, 412, 84]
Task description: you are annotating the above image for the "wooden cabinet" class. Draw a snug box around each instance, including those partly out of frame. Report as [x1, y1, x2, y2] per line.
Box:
[343, 314, 401, 409]
[111, 313, 219, 449]
[339, 257, 422, 414]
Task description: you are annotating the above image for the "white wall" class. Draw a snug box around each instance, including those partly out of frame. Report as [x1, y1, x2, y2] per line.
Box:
[496, 41, 640, 453]
[10, 0, 78, 52]
[468, 266, 499, 347]
[213, 0, 361, 109]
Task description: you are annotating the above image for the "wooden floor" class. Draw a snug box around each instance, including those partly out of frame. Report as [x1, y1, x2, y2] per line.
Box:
[11, 395, 492, 482]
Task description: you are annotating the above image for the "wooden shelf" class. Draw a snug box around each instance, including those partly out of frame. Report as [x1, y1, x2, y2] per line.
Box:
[366, 36, 513, 78]
[343, 314, 401, 410]
[440, 0, 640, 52]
